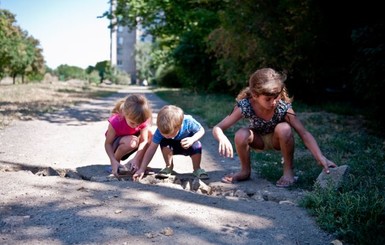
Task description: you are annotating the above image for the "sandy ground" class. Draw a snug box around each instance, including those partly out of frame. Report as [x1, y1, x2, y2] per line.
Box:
[0, 86, 336, 245]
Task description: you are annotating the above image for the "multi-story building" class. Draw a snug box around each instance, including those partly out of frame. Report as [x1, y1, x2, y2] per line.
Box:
[109, 0, 137, 84]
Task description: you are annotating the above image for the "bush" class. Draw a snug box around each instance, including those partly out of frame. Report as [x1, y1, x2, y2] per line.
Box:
[107, 67, 131, 85]
[55, 65, 87, 81]
[87, 70, 100, 85]
[155, 65, 182, 88]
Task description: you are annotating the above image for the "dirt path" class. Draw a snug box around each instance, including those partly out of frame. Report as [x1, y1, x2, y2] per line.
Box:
[0, 86, 335, 244]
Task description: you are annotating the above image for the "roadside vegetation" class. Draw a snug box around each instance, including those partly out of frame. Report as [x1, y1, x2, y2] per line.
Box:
[154, 88, 385, 245]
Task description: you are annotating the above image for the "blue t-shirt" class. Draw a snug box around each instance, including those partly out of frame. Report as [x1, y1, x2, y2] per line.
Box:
[152, 115, 202, 144]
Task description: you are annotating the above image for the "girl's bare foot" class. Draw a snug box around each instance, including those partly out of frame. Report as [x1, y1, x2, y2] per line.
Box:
[276, 175, 298, 188]
[221, 172, 250, 184]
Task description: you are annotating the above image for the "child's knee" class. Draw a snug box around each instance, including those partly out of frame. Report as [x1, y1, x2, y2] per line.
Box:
[120, 136, 139, 149]
[129, 140, 139, 148]
[275, 123, 293, 138]
[234, 128, 250, 144]
[161, 145, 173, 154]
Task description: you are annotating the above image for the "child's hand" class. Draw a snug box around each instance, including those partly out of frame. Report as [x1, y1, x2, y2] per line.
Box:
[126, 160, 139, 174]
[320, 158, 337, 174]
[132, 169, 145, 181]
[180, 137, 194, 149]
[218, 137, 233, 158]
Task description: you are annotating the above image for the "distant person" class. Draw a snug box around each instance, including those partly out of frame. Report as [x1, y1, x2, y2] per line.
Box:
[105, 94, 152, 178]
[133, 105, 208, 181]
[212, 68, 337, 187]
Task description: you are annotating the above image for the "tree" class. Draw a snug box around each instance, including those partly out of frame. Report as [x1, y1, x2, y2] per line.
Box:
[55, 64, 86, 81]
[94, 60, 112, 83]
[0, 9, 45, 83]
[103, 0, 226, 91]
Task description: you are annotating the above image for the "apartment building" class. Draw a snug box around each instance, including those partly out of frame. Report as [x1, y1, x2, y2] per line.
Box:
[109, 0, 137, 84]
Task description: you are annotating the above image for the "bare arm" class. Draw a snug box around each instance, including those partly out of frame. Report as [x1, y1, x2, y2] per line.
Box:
[128, 127, 151, 169]
[104, 124, 120, 177]
[132, 141, 159, 181]
[212, 106, 243, 158]
[286, 108, 337, 173]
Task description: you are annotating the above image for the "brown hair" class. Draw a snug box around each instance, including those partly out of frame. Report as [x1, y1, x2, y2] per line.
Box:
[112, 94, 152, 124]
[236, 68, 292, 103]
[157, 105, 184, 135]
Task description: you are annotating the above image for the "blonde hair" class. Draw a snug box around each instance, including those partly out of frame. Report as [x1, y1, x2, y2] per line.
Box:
[236, 68, 292, 103]
[112, 94, 152, 124]
[157, 105, 184, 135]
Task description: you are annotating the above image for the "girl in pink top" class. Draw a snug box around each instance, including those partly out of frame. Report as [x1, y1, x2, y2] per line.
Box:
[105, 94, 152, 178]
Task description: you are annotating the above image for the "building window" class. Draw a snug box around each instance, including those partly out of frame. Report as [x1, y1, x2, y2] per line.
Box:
[118, 37, 123, 45]
[117, 47, 122, 55]
[117, 60, 123, 65]
[118, 26, 123, 32]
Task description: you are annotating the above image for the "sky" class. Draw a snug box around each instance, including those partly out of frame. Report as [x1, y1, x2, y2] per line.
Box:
[1, 0, 111, 69]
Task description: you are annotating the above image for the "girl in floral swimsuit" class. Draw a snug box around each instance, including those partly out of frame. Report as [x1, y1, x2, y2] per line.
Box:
[212, 68, 337, 187]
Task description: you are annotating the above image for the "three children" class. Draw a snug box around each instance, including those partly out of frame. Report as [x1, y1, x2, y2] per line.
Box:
[107, 69, 336, 186]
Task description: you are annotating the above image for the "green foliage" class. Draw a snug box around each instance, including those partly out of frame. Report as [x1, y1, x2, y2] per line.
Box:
[55, 64, 87, 81]
[26, 71, 44, 82]
[135, 42, 153, 82]
[106, 0, 225, 92]
[107, 66, 131, 85]
[351, 23, 385, 129]
[301, 185, 385, 245]
[206, 0, 349, 97]
[85, 60, 114, 84]
[86, 70, 101, 84]
[154, 65, 182, 88]
[155, 88, 385, 245]
[0, 9, 45, 83]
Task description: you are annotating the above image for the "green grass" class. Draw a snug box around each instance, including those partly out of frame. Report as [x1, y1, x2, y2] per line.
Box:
[153, 87, 385, 245]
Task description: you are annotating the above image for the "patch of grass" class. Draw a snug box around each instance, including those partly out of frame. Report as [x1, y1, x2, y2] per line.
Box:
[153, 87, 385, 245]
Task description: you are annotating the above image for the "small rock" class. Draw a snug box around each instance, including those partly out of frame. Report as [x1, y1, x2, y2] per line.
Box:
[331, 239, 343, 245]
[145, 232, 157, 238]
[160, 227, 174, 236]
[279, 200, 296, 206]
[35, 167, 60, 176]
[234, 190, 248, 198]
[315, 165, 349, 189]
[65, 170, 82, 179]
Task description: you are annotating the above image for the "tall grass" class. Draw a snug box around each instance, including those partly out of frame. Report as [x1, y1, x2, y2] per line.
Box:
[154, 87, 385, 245]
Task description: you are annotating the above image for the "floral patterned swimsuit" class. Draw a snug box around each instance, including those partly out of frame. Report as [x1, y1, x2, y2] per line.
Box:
[237, 98, 292, 136]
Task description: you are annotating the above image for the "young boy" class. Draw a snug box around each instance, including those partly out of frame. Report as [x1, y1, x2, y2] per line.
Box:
[133, 105, 208, 181]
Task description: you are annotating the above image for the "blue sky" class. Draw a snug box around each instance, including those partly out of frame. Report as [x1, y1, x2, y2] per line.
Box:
[1, 0, 111, 69]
